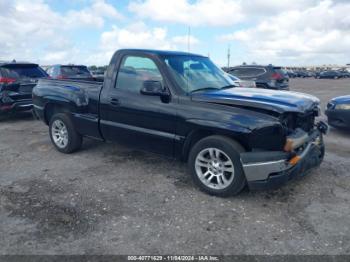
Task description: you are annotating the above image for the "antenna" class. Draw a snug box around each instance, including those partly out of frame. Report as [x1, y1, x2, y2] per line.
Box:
[227, 45, 231, 68]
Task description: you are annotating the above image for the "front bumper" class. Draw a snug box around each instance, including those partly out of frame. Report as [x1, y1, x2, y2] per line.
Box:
[240, 124, 326, 190]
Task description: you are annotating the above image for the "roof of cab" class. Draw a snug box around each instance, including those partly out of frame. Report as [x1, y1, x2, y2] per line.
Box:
[117, 49, 206, 57]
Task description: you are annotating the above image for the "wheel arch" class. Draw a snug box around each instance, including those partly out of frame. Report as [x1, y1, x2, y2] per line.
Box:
[43, 98, 76, 125]
[181, 127, 249, 162]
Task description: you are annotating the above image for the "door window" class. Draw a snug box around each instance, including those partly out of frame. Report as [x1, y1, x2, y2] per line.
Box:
[230, 67, 265, 78]
[115, 56, 163, 92]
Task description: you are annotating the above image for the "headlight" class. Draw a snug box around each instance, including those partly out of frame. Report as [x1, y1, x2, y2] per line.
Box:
[326, 102, 335, 110]
[249, 124, 286, 151]
[335, 104, 350, 110]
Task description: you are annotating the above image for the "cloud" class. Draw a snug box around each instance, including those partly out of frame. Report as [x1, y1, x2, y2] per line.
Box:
[100, 23, 174, 50]
[86, 22, 201, 65]
[129, 0, 244, 26]
[219, 0, 350, 65]
[128, 0, 322, 27]
[239, 0, 319, 17]
[0, 0, 122, 64]
[66, 0, 123, 28]
[1, 0, 348, 67]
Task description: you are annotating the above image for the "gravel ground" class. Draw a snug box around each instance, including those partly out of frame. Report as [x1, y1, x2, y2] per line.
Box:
[0, 78, 349, 255]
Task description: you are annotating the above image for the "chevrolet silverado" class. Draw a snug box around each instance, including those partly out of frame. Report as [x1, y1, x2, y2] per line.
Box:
[33, 49, 328, 196]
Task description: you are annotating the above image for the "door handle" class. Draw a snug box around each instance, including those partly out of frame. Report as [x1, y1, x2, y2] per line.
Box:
[110, 98, 120, 106]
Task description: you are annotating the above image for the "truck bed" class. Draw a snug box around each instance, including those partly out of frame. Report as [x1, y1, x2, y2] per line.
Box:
[33, 78, 104, 139]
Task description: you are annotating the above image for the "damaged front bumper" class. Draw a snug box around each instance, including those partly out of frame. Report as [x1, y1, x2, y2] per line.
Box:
[240, 121, 327, 190]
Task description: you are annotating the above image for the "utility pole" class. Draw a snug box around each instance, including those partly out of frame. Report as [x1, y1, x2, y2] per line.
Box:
[227, 45, 231, 69]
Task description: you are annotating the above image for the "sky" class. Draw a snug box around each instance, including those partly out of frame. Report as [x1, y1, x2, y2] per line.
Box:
[0, 0, 349, 67]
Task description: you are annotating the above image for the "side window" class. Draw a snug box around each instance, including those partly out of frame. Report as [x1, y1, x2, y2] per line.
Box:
[230, 67, 265, 77]
[229, 68, 244, 77]
[249, 68, 266, 76]
[115, 56, 163, 92]
[240, 68, 254, 77]
[230, 68, 252, 77]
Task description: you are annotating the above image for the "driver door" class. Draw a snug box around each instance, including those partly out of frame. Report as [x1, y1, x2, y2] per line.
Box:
[99, 55, 177, 156]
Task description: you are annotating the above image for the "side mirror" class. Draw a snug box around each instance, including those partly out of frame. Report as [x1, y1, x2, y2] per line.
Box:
[140, 80, 165, 96]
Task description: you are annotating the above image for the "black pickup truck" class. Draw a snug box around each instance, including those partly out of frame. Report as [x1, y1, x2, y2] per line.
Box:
[33, 49, 328, 196]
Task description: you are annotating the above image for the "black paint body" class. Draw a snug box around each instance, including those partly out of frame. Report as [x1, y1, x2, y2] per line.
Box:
[33, 49, 321, 160]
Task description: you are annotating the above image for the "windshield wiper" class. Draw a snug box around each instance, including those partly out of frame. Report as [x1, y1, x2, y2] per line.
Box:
[190, 87, 220, 94]
[220, 84, 237, 89]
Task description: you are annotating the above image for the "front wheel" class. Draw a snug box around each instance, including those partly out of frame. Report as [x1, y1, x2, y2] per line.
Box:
[188, 136, 246, 197]
[49, 113, 82, 153]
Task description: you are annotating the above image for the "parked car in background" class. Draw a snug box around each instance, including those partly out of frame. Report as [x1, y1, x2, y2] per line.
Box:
[318, 70, 342, 79]
[307, 71, 315, 77]
[314, 71, 321, 78]
[90, 69, 105, 82]
[286, 70, 297, 78]
[0, 61, 48, 116]
[325, 95, 350, 129]
[227, 65, 289, 90]
[295, 71, 310, 78]
[46, 65, 94, 81]
[339, 70, 350, 78]
[33, 49, 327, 196]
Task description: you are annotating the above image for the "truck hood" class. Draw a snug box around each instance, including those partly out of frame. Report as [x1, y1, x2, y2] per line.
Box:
[191, 87, 320, 114]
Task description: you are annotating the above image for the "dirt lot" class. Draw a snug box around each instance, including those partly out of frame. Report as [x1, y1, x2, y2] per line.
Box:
[0, 78, 349, 255]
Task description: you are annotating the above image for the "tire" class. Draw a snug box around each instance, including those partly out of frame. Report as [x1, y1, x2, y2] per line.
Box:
[49, 113, 82, 153]
[188, 135, 246, 197]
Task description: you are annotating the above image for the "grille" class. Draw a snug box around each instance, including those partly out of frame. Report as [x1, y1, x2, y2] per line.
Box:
[282, 111, 316, 133]
[296, 113, 315, 132]
[19, 84, 34, 94]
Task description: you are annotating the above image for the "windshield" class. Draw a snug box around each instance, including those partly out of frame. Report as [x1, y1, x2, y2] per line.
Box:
[163, 55, 234, 93]
[2, 64, 48, 79]
[61, 66, 92, 77]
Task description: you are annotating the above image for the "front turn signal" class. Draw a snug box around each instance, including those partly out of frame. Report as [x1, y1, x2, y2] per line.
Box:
[289, 155, 301, 166]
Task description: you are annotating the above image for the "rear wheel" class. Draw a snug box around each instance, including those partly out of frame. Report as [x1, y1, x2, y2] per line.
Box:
[188, 135, 246, 197]
[49, 113, 82, 153]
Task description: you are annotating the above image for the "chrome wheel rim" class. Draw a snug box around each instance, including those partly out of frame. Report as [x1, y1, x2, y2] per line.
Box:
[51, 120, 68, 148]
[195, 148, 235, 190]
